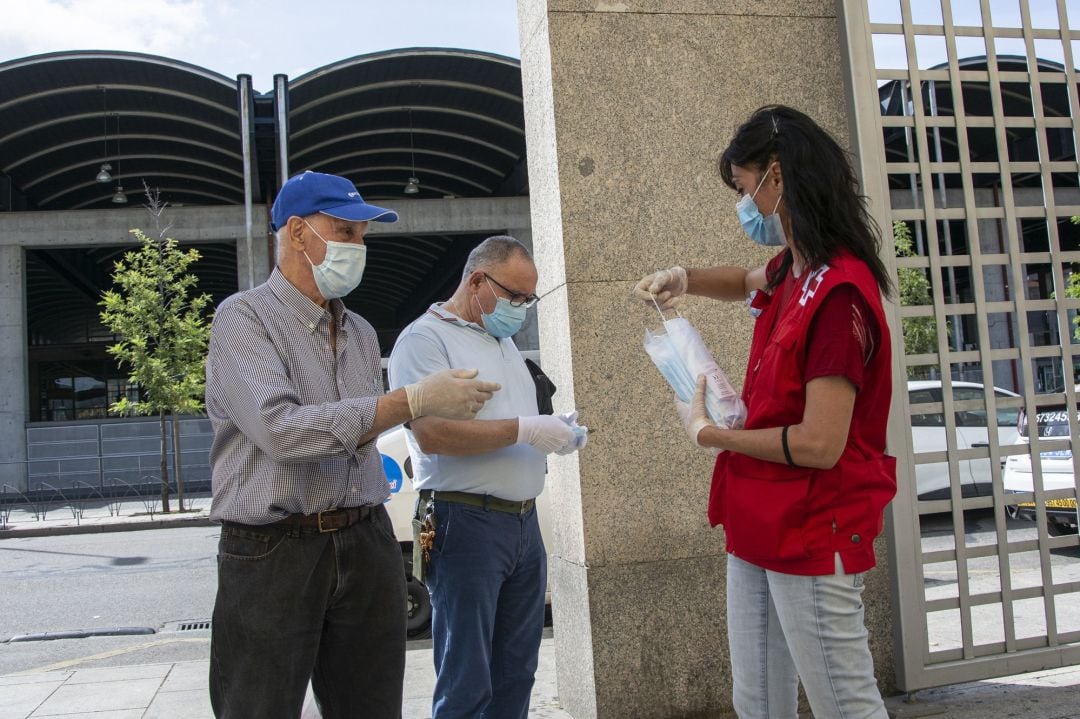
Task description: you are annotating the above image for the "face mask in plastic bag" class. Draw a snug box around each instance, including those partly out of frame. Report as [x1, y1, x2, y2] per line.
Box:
[642, 302, 746, 430]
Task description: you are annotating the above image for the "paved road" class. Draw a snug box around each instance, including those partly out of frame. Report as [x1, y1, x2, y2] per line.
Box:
[918, 508, 1080, 654]
[0, 526, 219, 676]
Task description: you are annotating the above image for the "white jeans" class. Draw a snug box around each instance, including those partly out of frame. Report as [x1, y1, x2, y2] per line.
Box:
[726, 553, 888, 719]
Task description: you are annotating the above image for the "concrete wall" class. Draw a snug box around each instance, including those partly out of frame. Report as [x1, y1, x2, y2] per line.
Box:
[0, 246, 27, 490]
[519, 1, 893, 716]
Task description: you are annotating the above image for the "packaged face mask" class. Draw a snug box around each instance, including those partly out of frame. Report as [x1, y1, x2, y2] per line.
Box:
[643, 308, 746, 430]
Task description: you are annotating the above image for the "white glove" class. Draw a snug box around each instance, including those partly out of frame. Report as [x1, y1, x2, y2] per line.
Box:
[404, 368, 501, 420]
[554, 411, 589, 455]
[676, 376, 715, 448]
[633, 266, 687, 311]
[517, 414, 577, 455]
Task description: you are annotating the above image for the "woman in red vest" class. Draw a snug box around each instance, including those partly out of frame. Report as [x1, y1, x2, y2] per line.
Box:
[635, 105, 896, 719]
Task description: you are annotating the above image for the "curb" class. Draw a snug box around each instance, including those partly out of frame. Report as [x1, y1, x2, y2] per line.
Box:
[0, 515, 217, 539]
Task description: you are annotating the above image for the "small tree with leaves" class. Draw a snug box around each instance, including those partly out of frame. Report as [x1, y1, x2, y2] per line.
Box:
[99, 185, 212, 512]
[1063, 216, 1080, 342]
[895, 220, 944, 378]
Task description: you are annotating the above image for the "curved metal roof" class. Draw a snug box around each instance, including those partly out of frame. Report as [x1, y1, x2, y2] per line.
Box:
[879, 55, 1075, 184]
[287, 48, 527, 201]
[4, 48, 529, 356]
[0, 51, 244, 210]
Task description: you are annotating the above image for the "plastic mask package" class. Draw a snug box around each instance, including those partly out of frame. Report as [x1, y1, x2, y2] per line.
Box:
[643, 308, 747, 430]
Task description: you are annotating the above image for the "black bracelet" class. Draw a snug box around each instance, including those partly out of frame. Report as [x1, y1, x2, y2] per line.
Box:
[781, 425, 798, 468]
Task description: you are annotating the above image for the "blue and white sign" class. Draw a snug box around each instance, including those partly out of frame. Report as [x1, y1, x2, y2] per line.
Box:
[382, 453, 403, 494]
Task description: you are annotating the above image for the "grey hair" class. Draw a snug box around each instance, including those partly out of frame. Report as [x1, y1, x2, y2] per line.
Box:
[274, 227, 287, 264]
[461, 235, 531, 280]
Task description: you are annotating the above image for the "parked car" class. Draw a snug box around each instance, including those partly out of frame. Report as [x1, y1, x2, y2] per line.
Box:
[907, 380, 1021, 500]
[377, 426, 554, 638]
[1002, 386, 1080, 536]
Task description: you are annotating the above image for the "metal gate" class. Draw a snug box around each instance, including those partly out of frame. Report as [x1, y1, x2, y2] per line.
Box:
[841, 0, 1080, 691]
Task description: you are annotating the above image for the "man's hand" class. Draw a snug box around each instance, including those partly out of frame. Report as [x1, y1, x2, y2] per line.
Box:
[633, 266, 687, 311]
[517, 414, 577, 455]
[676, 375, 715, 447]
[405, 368, 501, 420]
[553, 411, 588, 455]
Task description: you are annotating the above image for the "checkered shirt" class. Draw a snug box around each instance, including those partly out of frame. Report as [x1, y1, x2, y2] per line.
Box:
[205, 268, 387, 525]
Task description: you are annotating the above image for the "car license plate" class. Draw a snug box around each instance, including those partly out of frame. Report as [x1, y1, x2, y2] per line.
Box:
[1016, 498, 1078, 509]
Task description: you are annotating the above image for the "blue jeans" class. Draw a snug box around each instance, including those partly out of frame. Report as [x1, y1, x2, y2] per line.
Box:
[726, 553, 888, 719]
[209, 505, 406, 719]
[426, 499, 547, 719]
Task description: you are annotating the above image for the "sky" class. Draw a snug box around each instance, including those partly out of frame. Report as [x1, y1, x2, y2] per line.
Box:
[0, 1, 1075, 90]
[870, 0, 1079, 71]
[0, 0, 521, 92]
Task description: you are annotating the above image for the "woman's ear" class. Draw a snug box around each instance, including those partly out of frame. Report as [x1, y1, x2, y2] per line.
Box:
[771, 161, 783, 192]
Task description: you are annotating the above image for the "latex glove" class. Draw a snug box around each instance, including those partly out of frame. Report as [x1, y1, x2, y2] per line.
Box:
[633, 266, 687, 311]
[677, 376, 715, 447]
[405, 368, 501, 420]
[518, 414, 577, 455]
[554, 411, 589, 455]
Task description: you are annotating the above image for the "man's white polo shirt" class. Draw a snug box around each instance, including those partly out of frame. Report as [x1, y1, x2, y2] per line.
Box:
[387, 303, 545, 501]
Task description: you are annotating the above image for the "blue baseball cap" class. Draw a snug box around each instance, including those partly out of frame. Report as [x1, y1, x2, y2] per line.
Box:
[270, 171, 398, 231]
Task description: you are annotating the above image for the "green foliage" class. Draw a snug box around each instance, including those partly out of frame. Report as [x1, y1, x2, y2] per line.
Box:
[1065, 216, 1080, 341]
[99, 221, 212, 418]
[894, 220, 940, 363]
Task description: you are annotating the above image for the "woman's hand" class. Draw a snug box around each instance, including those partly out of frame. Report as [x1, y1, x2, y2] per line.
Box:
[675, 376, 715, 447]
[633, 266, 687, 311]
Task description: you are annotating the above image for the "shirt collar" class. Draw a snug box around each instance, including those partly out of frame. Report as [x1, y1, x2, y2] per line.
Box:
[427, 301, 490, 337]
[268, 267, 345, 329]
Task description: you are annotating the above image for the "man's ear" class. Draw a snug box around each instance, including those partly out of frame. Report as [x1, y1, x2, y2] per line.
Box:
[285, 216, 306, 249]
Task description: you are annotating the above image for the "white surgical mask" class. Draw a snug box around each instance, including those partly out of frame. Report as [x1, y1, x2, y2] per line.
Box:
[736, 163, 786, 247]
[476, 279, 527, 338]
[303, 219, 367, 299]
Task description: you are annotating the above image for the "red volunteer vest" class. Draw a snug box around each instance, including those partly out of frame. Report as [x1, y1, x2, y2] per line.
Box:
[708, 251, 897, 575]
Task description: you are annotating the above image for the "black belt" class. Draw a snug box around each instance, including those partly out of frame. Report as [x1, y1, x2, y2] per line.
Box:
[420, 490, 534, 515]
[270, 506, 373, 533]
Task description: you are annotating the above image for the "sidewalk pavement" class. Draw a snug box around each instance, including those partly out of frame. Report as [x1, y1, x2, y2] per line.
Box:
[0, 637, 570, 719]
[2, 498, 1079, 718]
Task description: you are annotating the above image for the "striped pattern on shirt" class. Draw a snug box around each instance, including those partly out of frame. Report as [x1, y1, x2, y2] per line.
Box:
[205, 268, 386, 525]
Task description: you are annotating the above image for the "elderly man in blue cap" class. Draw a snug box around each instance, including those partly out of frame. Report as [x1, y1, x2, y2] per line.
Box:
[205, 171, 501, 719]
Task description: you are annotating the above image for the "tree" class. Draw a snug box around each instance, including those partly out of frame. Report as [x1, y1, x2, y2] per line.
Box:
[99, 186, 212, 512]
[1064, 216, 1080, 342]
[895, 220, 943, 378]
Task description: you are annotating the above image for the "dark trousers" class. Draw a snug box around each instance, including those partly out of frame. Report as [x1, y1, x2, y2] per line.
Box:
[427, 500, 547, 719]
[209, 504, 406, 719]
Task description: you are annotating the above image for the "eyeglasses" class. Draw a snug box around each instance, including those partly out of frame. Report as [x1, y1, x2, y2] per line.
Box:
[484, 273, 539, 308]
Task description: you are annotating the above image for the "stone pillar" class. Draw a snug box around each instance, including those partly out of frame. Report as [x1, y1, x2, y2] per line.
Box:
[518, 1, 894, 716]
[0, 245, 27, 491]
[510, 226, 540, 353]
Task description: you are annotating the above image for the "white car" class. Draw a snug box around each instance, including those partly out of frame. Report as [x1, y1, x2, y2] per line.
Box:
[1002, 386, 1080, 536]
[376, 426, 554, 638]
[907, 380, 1021, 500]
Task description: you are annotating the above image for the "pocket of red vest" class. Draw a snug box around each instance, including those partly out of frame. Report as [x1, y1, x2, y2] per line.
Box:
[829, 454, 898, 547]
[718, 452, 816, 562]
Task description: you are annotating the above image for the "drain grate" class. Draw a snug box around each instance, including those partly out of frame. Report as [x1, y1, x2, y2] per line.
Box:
[161, 619, 212, 633]
[179, 621, 211, 632]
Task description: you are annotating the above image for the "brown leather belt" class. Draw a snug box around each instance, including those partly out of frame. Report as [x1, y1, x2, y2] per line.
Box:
[419, 489, 534, 515]
[270, 506, 372, 533]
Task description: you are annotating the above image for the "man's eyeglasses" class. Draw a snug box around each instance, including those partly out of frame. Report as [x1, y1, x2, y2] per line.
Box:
[484, 273, 539, 308]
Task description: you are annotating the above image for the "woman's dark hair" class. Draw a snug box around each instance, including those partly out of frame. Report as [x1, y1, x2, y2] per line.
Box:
[719, 105, 893, 297]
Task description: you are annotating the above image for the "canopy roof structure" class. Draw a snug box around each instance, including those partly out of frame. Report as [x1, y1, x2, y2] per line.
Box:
[0, 48, 529, 356]
[0, 51, 246, 211]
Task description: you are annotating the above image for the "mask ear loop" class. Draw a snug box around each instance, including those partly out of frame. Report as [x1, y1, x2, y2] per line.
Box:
[650, 295, 681, 323]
